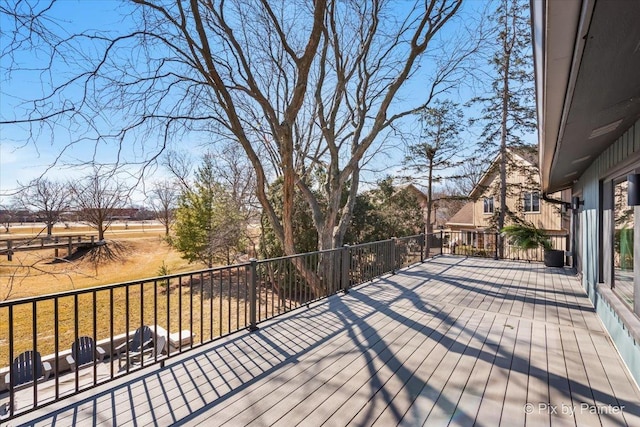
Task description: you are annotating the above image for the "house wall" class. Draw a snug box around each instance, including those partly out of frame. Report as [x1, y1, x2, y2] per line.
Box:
[574, 118, 640, 385]
[473, 170, 565, 231]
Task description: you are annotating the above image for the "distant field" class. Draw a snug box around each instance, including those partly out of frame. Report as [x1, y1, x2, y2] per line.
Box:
[0, 223, 237, 363]
[0, 221, 166, 240]
[0, 222, 196, 300]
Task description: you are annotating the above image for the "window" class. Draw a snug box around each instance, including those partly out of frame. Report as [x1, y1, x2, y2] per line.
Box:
[483, 197, 494, 214]
[464, 231, 473, 246]
[613, 179, 634, 310]
[523, 191, 540, 212]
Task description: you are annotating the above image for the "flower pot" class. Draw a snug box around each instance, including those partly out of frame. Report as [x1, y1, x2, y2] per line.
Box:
[544, 249, 564, 267]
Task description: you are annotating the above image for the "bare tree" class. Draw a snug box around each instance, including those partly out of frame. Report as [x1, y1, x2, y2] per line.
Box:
[454, 158, 487, 196]
[17, 178, 70, 235]
[148, 180, 179, 236]
[208, 143, 259, 221]
[69, 168, 130, 241]
[3, 0, 485, 292]
[163, 151, 194, 191]
[0, 202, 20, 233]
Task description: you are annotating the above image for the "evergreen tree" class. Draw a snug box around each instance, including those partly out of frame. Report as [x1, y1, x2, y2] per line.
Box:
[344, 178, 424, 244]
[403, 100, 463, 238]
[471, 0, 536, 254]
[259, 178, 318, 259]
[172, 155, 246, 267]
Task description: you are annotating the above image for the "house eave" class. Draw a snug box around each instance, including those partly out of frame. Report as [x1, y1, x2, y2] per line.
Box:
[533, 0, 640, 192]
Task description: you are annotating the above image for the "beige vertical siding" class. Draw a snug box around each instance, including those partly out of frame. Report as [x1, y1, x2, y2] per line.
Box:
[472, 163, 566, 232]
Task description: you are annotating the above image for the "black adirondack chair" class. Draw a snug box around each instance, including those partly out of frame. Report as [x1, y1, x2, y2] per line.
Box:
[66, 336, 106, 371]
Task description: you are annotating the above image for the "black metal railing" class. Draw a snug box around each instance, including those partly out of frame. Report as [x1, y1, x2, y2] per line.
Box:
[0, 235, 425, 420]
[439, 230, 569, 263]
[0, 231, 564, 420]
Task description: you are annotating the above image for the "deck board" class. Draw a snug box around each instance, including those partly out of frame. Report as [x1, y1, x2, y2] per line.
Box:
[6, 256, 640, 426]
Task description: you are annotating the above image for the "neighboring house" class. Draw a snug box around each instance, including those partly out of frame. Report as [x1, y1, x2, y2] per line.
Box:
[402, 183, 465, 232]
[532, 0, 640, 383]
[445, 148, 569, 248]
[402, 184, 430, 230]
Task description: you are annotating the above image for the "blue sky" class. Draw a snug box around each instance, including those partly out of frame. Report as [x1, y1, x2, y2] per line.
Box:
[1, 1, 127, 192]
[0, 0, 524, 204]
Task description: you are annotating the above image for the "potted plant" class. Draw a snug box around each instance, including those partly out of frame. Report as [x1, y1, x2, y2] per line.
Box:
[500, 222, 565, 267]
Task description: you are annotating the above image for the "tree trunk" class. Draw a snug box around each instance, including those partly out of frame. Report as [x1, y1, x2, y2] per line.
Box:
[498, 25, 512, 259]
[426, 156, 434, 255]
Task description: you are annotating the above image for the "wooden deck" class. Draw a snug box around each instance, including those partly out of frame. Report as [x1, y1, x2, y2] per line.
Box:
[8, 256, 640, 426]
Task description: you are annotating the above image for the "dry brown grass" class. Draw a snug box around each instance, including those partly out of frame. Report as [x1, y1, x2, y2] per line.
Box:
[0, 226, 191, 300]
[0, 225, 259, 364]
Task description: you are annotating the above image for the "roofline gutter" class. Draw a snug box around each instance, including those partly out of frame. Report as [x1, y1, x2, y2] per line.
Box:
[542, 192, 571, 209]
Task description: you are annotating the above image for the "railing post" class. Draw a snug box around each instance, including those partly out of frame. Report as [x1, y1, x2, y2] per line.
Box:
[7, 240, 12, 261]
[248, 258, 259, 331]
[420, 233, 425, 263]
[494, 232, 499, 260]
[391, 237, 397, 274]
[440, 230, 444, 256]
[342, 245, 350, 293]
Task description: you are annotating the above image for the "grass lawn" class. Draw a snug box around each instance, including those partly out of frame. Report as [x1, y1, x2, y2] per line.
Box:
[0, 224, 252, 365]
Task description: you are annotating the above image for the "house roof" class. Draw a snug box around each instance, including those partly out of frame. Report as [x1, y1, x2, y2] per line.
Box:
[445, 201, 474, 226]
[401, 183, 428, 203]
[468, 146, 538, 199]
[531, 0, 640, 193]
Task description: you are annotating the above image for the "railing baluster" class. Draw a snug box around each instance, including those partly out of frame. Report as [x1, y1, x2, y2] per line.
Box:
[153, 280, 158, 364]
[8, 305, 14, 418]
[32, 301, 37, 408]
[93, 290, 97, 384]
[235, 267, 240, 329]
[179, 276, 183, 353]
[249, 259, 258, 331]
[190, 273, 194, 350]
[54, 297, 59, 398]
[209, 272, 214, 341]
[74, 294, 79, 392]
[166, 276, 171, 358]
[125, 286, 130, 374]
[189, 275, 193, 348]
[227, 270, 231, 334]
[218, 271, 223, 336]
[200, 272, 204, 347]
[109, 288, 114, 379]
[244, 267, 248, 328]
[140, 283, 145, 368]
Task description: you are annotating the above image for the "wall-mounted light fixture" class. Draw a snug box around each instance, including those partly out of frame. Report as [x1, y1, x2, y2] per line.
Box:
[628, 174, 640, 206]
[571, 196, 584, 211]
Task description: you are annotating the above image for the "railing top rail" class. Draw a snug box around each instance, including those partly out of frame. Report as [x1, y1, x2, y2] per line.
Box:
[396, 234, 424, 241]
[346, 239, 394, 250]
[253, 246, 344, 264]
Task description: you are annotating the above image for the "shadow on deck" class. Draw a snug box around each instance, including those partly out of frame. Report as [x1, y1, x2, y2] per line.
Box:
[7, 256, 640, 426]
